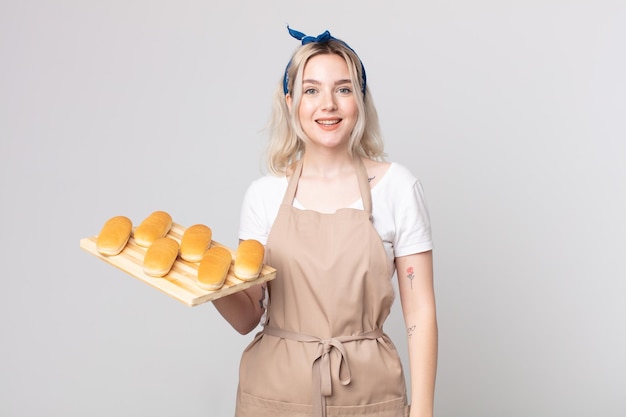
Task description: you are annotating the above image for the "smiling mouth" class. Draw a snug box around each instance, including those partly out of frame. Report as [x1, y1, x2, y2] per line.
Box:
[317, 119, 341, 126]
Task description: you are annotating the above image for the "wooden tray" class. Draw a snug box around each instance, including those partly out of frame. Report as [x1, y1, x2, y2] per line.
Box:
[80, 223, 276, 307]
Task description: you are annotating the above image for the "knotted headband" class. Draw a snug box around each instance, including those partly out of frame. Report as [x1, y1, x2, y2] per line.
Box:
[282, 26, 367, 96]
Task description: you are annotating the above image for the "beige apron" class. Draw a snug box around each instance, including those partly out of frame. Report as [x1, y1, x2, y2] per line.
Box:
[235, 157, 409, 417]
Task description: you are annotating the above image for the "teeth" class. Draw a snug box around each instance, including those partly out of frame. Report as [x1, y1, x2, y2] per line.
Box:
[318, 120, 339, 125]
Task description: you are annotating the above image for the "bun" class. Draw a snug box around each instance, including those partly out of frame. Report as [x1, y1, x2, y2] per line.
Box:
[134, 211, 172, 247]
[197, 246, 232, 290]
[234, 239, 264, 281]
[143, 237, 179, 277]
[96, 216, 133, 256]
[180, 224, 212, 262]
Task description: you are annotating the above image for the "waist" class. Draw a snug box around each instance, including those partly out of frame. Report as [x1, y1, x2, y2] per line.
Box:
[262, 325, 383, 344]
[262, 325, 385, 417]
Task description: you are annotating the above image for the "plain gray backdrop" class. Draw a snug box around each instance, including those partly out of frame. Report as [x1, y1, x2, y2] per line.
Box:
[1, 1, 625, 416]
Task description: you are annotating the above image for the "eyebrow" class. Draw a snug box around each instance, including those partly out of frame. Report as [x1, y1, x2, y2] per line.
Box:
[302, 79, 353, 86]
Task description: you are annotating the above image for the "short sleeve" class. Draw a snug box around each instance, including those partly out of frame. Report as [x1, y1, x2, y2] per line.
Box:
[238, 175, 286, 245]
[392, 178, 433, 257]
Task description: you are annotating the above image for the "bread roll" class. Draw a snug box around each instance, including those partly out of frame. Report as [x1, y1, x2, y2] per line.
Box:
[134, 211, 172, 247]
[197, 246, 232, 290]
[143, 237, 179, 277]
[234, 239, 264, 281]
[180, 224, 212, 262]
[96, 216, 133, 256]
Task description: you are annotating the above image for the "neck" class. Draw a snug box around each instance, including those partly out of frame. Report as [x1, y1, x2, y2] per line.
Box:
[300, 150, 356, 179]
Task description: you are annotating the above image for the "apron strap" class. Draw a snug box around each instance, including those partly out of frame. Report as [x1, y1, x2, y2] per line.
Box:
[353, 155, 373, 216]
[263, 326, 383, 417]
[282, 159, 303, 206]
[281, 156, 373, 216]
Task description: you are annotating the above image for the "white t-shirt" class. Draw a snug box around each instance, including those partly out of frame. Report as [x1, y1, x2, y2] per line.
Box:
[238, 162, 433, 279]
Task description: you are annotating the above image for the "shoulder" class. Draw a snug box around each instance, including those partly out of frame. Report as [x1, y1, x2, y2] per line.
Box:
[241, 173, 288, 216]
[239, 174, 287, 242]
[244, 174, 288, 198]
[362, 158, 417, 180]
[386, 162, 418, 182]
[374, 161, 421, 194]
[371, 161, 429, 218]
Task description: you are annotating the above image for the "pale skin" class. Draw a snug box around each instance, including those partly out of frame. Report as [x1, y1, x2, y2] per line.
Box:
[212, 53, 437, 417]
[397, 251, 437, 417]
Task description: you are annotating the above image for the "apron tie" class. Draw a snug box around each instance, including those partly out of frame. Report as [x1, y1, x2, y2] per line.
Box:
[317, 337, 351, 396]
[263, 326, 383, 417]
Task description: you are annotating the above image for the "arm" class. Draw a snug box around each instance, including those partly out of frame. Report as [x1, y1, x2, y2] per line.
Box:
[213, 236, 266, 335]
[396, 250, 438, 417]
[212, 284, 265, 335]
[216, 177, 269, 335]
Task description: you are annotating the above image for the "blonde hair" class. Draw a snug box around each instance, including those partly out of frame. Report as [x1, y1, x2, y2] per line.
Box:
[265, 39, 385, 175]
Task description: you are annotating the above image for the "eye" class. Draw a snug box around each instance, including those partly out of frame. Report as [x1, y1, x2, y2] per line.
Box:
[303, 87, 318, 95]
[337, 86, 352, 94]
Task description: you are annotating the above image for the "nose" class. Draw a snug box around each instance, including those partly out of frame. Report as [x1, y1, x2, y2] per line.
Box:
[320, 91, 337, 111]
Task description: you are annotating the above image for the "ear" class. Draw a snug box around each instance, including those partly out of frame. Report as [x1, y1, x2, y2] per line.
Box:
[285, 93, 292, 112]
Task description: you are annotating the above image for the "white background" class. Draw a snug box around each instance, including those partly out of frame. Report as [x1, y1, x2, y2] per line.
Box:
[1, 1, 625, 416]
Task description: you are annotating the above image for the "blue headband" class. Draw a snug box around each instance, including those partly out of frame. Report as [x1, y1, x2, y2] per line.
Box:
[282, 26, 367, 96]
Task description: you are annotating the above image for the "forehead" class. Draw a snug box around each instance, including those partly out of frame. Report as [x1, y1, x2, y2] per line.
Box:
[302, 53, 351, 79]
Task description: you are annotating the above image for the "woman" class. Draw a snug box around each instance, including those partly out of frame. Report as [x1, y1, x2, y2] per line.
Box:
[213, 27, 437, 417]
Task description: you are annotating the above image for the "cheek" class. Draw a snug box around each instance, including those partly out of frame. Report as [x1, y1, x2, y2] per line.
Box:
[341, 98, 358, 117]
[298, 101, 314, 119]
[345, 104, 359, 123]
[349, 100, 359, 116]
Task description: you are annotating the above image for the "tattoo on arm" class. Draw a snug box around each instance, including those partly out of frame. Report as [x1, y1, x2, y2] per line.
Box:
[406, 266, 415, 289]
[407, 325, 416, 339]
